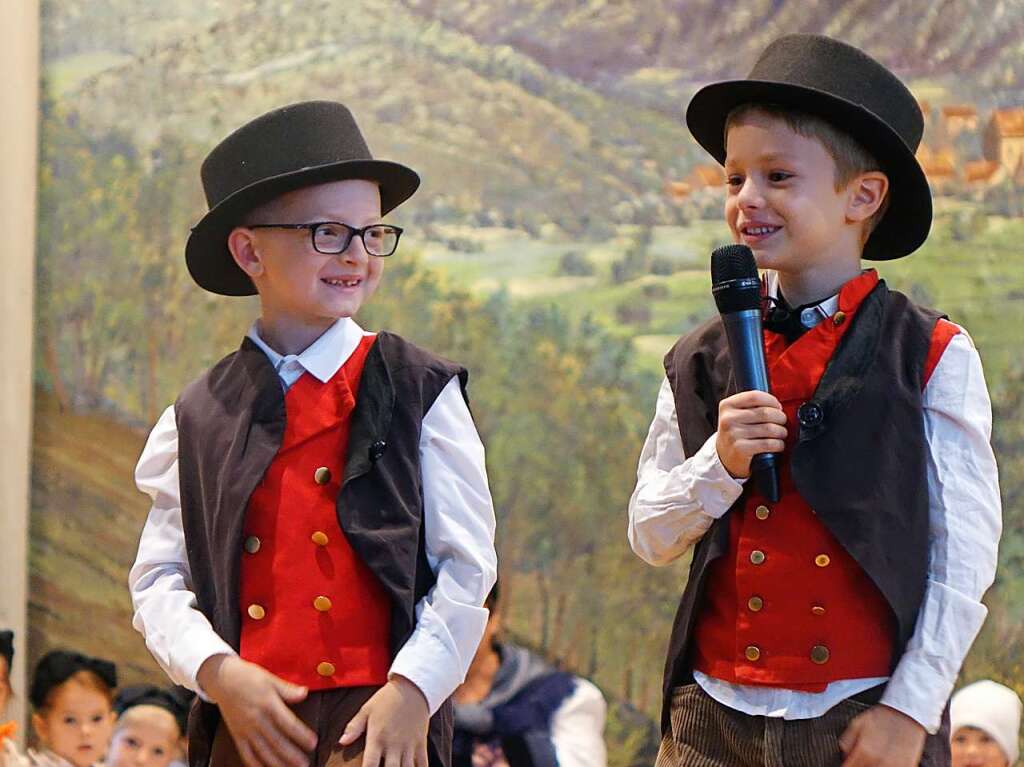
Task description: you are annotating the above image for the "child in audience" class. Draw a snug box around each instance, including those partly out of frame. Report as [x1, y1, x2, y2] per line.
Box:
[107, 686, 189, 767]
[951, 680, 1021, 767]
[29, 651, 117, 767]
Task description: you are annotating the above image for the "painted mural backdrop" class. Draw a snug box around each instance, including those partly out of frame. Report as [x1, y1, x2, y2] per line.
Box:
[33, 1, 1024, 762]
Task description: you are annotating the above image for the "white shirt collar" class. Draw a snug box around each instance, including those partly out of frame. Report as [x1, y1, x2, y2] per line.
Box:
[246, 317, 368, 385]
[764, 270, 840, 330]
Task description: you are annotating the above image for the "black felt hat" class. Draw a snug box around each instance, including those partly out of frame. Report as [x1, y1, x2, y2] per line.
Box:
[114, 685, 190, 735]
[0, 631, 12, 669]
[30, 650, 118, 709]
[686, 34, 931, 260]
[186, 100, 421, 296]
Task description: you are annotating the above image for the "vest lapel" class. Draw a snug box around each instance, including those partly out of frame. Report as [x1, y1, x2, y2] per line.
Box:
[343, 332, 396, 486]
[798, 282, 887, 444]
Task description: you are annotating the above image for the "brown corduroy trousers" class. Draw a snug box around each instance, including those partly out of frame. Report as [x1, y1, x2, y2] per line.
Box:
[209, 685, 379, 767]
[655, 683, 950, 767]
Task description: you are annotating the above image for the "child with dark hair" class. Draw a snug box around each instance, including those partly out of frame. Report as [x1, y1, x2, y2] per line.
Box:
[107, 685, 190, 767]
[29, 651, 117, 767]
[1, 631, 15, 745]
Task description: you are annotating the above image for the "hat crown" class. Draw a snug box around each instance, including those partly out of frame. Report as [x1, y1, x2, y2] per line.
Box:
[200, 101, 375, 208]
[748, 35, 923, 152]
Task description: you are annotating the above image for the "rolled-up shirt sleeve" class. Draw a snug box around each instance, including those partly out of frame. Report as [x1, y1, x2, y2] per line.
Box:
[881, 330, 1001, 732]
[389, 377, 498, 714]
[129, 404, 237, 697]
[628, 376, 745, 566]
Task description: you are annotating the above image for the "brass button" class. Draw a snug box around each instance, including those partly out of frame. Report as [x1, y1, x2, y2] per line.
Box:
[316, 661, 336, 677]
[247, 604, 266, 620]
[744, 646, 761, 662]
[754, 505, 770, 520]
[833, 311, 847, 327]
[244, 536, 261, 554]
[812, 605, 826, 616]
[313, 596, 333, 612]
[811, 645, 831, 664]
[750, 550, 766, 565]
[314, 467, 332, 485]
[311, 531, 329, 546]
[815, 554, 831, 568]
[748, 596, 764, 612]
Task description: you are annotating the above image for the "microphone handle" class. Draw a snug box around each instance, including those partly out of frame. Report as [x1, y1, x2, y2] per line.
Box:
[720, 310, 780, 502]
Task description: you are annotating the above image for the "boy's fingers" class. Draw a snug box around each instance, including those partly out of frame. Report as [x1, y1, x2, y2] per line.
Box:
[234, 738, 259, 767]
[272, 677, 309, 704]
[725, 390, 783, 410]
[361, 739, 382, 767]
[339, 706, 369, 745]
[260, 722, 311, 767]
[837, 719, 860, 756]
[270, 699, 317, 751]
[416, 741, 429, 767]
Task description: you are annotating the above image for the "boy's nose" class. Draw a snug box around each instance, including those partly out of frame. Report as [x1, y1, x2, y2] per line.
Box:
[736, 178, 764, 208]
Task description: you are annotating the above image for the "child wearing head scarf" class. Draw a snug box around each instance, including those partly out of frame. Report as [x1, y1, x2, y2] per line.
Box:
[951, 680, 1022, 767]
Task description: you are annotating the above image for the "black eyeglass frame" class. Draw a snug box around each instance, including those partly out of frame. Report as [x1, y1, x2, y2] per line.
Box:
[248, 221, 404, 257]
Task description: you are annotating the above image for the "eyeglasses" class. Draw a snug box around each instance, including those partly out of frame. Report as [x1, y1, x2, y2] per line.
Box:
[248, 222, 403, 257]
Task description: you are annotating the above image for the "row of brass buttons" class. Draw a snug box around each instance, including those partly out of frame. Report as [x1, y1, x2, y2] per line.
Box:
[245, 530, 331, 553]
[743, 645, 832, 664]
[243, 466, 340, 678]
[247, 596, 334, 619]
[747, 596, 826, 616]
[748, 551, 832, 567]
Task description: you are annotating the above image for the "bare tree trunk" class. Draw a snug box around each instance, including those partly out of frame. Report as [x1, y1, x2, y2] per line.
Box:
[537, 569, 550, 652]
[42, 330, 70, 411]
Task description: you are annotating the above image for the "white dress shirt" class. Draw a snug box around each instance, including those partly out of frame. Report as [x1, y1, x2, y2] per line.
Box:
[628, 282, 1001, 734]
[130, 317, 498, 715]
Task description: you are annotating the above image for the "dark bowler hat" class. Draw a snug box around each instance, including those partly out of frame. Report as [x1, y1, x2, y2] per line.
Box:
[686, 34, 931, 260]
[186, 101, 420, 295]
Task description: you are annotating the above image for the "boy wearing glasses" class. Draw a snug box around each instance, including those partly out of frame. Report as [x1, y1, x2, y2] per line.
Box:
[129, 101, 497, 767]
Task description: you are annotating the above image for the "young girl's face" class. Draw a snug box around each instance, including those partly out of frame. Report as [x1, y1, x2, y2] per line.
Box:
[32, 675, 115, 767]
[951, 725, 1010, 767]
[106, 706, 181, 767]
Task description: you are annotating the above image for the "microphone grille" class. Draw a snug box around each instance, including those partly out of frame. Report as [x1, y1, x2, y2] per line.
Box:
[711, 244, 758, 285]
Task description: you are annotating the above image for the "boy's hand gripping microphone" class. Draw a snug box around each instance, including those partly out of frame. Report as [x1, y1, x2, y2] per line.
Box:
[711, 244, 781, 503]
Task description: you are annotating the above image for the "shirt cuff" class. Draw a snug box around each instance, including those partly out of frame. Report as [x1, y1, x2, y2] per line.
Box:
[389, 625, 465, 716]
[690, 433, 747, 519]
[170, 626, 238, 702]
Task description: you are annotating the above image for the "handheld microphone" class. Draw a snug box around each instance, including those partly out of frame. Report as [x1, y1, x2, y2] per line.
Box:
[710, 244, 780, 502]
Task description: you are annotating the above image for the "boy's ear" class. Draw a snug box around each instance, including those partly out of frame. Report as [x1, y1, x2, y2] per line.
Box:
[227, 226, 266, 281]
[846, 171, 889, 224]
[32, 711, 48, 741]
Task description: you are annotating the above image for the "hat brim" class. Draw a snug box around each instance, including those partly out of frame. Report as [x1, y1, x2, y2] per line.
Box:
[186, 159, 420, 296]
[686, 80, 932, 261]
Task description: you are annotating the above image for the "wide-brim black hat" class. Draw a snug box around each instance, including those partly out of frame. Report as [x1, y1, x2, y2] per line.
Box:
[186, 101, 420, 296]
[686, 34, 931, 260]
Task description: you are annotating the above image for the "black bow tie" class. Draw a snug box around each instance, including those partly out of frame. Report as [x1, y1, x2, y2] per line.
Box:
[763, 295, 816, 343]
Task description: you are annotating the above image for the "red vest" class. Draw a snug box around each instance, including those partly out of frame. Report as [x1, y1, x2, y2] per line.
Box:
[238, 334, 391, 689]
[693, 271, 959, 690]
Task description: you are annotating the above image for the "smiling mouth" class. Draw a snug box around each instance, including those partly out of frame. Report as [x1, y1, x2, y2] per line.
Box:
[741, 224, 781, 237]
[322, 277, 362, 288]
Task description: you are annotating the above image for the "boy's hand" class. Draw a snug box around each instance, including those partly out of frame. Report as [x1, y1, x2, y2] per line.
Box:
[838, 704, 927, 767]
[715, 391, 787, 478]
[339, 674, 429, 767]
[196, 654, 316, 767]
